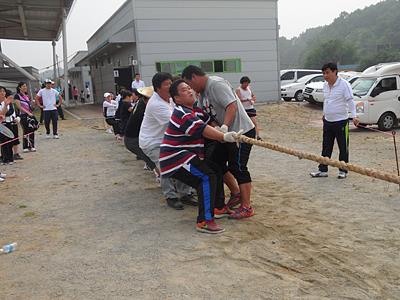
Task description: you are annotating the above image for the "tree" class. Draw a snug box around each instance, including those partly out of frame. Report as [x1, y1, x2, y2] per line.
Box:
[358, 49, 400, 71]
[303, 40, 358, 69]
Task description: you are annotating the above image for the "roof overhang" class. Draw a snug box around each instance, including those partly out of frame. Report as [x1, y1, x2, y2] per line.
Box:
[0, 0, 75, 41]
[76, 41, 134, 66]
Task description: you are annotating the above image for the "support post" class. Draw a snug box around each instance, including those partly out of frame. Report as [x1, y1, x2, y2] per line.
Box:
[62, 8, 69, 106]
[52, 40, 57, 82]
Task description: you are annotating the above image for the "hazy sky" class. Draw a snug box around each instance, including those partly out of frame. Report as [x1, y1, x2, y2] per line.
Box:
[1, 0, 382, 71]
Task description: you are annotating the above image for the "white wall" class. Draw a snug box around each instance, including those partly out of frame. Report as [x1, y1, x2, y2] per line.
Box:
[133, 0, 280, 101]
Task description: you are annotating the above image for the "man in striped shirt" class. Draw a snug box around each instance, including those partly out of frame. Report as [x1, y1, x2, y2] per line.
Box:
[160, 80, 241, 234]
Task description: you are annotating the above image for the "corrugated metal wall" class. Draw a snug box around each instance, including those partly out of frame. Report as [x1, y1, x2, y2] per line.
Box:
[133, 0, 280, 101]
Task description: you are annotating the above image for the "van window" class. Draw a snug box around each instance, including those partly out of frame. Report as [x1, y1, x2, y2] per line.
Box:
[309, 75, 324, 83]
[376, 77, 397, 92]
[298, 71, 320, 79]
[281, 71, 295, 81]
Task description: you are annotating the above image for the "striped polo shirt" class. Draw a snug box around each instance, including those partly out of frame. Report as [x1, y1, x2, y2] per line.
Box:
[160, 105, 210, 177]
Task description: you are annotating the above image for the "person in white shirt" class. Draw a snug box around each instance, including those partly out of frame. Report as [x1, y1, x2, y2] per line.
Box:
[310, 62, 360, 179]
[85, 85, 91, 102]
[131, 73, 145, 90]
[235, 76, 261, 140]
[103, 92, 120, 137]
[139, 72, 193, 210]
[35, 79, 62, 139]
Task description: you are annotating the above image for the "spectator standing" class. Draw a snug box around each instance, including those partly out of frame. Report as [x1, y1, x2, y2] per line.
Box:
[72, 86, 79, 103]
[85, 85, 91, 102]
[235, 76, 262, 140]
[310, 62, 359, 179]
[14, 82, 37, 152]
[36, 79, 62, 139]
[80, 90, 85, 103]
[53, 83, 65, 120]
[131, 73, 145, 90]
[0, 88, 21, 164]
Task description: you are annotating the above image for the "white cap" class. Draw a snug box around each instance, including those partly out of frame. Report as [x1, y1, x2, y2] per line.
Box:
[104, 92, 111, 98]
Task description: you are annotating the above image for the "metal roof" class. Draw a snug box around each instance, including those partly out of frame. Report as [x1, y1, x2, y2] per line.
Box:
[0, 0, 75, 41]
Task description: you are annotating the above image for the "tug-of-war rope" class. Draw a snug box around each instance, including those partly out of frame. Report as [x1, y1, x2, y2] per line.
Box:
[237, 135, 400, 185]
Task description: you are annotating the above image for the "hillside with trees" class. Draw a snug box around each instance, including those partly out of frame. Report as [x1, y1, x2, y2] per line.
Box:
[279, 0, 400, 71]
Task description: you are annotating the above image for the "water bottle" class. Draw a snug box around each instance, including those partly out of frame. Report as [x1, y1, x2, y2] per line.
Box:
[0, 242, 17, 254]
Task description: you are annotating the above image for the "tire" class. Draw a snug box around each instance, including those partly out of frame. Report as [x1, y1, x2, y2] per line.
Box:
[294, 91, 304, 102]
[378, 112, 397, 131]
[283, 97, 292, 102]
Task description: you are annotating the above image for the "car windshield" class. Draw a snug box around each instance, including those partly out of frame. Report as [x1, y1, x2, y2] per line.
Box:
[351, 78, 376, 96]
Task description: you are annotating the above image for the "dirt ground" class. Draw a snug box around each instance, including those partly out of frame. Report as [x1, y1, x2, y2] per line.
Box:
[1, 102, 399, 299]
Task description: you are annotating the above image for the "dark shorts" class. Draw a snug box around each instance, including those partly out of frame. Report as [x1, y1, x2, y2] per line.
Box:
[205, 128, 255, 185]
[245, 108, 257, 118]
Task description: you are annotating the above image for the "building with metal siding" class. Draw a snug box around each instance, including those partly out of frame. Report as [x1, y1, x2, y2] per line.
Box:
[80, 0, 279, 103]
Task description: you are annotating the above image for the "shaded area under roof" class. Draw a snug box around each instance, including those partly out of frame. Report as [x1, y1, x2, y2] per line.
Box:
[0, 0, 75, 41]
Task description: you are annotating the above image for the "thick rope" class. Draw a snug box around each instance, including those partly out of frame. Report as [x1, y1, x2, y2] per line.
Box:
[238, 136, 400, 185]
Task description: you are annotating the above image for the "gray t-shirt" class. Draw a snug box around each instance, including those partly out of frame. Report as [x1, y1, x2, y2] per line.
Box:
[199, 76, 255, 133]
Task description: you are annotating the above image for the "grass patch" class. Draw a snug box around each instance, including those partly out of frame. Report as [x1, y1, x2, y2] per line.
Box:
[23, 211, 36, 218]
[18, 205, 27, 209]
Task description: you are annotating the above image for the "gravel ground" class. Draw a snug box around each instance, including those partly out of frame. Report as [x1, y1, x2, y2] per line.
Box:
[0, 102, 399, 299]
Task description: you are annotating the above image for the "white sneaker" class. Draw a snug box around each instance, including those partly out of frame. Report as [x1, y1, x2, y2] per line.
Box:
[23, 149, 30, 153]
[0, 177, 4, 182]
[143, 163, 150, 170]
[53, 135, 59, 139]
[338, 171, 347, 179]
[45, 134, 51, 139]
[106, 128, 113, 134]
[310, 171, 328, 178]
[0, 172, 6, 178]
[30, 148, 36, 152]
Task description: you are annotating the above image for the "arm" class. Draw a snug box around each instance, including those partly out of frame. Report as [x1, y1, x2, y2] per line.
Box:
[202, 125, 224, 141]
[344, 82, 359, 125]
[223, 102, 237, 128]
[15, 100, 33, 116]
[35, 93, 44, 108]
[57, 94, 63, 106]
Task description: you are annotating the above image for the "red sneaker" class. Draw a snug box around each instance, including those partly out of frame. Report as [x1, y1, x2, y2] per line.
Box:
[228, 206, 255, 220]
[214, 206, 233, 219]
[226, 192, 241, 209]
[196, 219, 225, 234]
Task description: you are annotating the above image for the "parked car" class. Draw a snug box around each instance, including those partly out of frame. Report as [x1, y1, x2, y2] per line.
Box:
[281, 73, 324, 102]
[303, 72, 361, 105]
[280, 69, 321, 86]
[353, 63, 400, 130]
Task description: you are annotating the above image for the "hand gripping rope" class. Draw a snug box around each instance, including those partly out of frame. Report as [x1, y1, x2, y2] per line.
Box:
[237, 135, 400, 186]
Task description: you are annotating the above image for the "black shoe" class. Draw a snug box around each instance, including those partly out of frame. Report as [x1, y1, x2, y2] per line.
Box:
[13, 153, 24, 160]
[166, 198, 184, 210]
[180, 194, 198, 206]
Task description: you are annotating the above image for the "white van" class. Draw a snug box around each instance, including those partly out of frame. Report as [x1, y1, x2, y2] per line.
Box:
[353, 63, 400, 130]
[280, 69, 321, 86]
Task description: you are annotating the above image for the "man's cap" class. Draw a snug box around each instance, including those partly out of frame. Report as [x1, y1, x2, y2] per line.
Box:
[137, 86, 154, 98]
[104, 92, 111, 98]
[44, 79, 52, 84]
